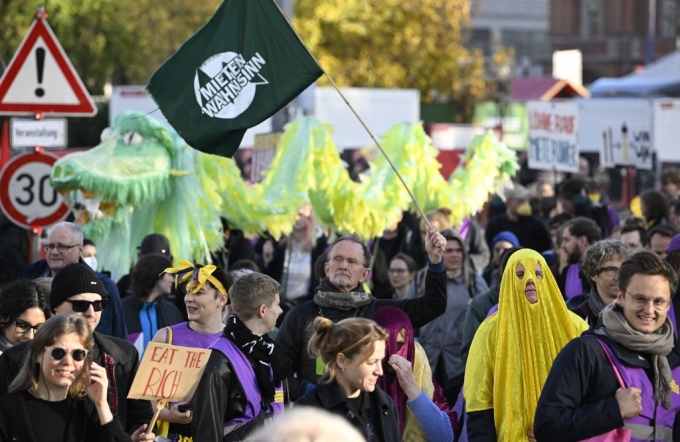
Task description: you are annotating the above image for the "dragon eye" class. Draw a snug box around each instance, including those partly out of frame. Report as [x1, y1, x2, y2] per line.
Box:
[121, 131, 143, 146]
[100, 128, 112, 142]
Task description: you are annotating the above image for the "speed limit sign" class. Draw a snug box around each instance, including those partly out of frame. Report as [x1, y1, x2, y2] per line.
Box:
[0, 152, 70, 229]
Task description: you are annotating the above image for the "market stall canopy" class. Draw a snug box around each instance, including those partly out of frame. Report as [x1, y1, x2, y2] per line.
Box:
[590, 51, 680, 98]
[510, 77, 590, 101]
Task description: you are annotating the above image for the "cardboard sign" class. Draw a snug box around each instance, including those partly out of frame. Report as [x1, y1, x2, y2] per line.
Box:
[599, 121, 653, 170]
[527, 101, 579, 172]
[128, 342, 211, 402]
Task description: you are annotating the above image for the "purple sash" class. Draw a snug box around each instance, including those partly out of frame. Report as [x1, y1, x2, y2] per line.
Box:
[209, 338, 284, 427]
[459, 218, 471, 240]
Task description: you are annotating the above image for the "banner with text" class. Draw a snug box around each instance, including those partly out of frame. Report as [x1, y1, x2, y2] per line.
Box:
[527, 101, 579, 172]
[128, 342, 211, 402]
[599, 121, 652, 170]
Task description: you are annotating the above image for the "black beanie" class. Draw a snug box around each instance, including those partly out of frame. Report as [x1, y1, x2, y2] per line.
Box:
[50, 263, 108, 311]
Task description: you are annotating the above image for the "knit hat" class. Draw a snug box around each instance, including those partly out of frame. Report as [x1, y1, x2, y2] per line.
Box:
[492, 231, 520, 248]
[139, 234, 171, 257]
[50, 263, 107, 311]
[668, 234, 680, 254]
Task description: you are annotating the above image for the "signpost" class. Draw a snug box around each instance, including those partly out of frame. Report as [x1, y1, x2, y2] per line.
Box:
[0, 7, 97, 261]
[0, 8, 96, 116]
[0, 150, 69, 229]
[10, 118, 67, 148]
[527, 101, 579, 172]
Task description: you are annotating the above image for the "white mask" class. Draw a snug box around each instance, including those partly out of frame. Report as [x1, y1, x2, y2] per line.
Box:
[83, 256, 98, 271]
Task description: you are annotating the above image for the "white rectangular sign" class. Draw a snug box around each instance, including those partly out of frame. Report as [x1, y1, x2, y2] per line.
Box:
[527, 101, 579, 172]
[10, 118, 67, 148]
[599, 121, 652, 170]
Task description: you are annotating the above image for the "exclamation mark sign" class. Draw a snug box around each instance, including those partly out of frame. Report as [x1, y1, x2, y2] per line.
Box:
[35, 48, 45, 97]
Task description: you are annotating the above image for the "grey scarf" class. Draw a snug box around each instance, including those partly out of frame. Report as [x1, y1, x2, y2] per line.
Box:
[601, 303, 675, 409]
[589, 287, 608, 319]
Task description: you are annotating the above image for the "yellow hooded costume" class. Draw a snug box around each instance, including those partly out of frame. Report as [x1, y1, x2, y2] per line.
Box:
[464, 249, 588, 441]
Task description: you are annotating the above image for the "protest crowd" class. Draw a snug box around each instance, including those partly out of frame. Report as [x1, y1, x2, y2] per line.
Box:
[2, 161, 680, 442]
[3, 1, 680, 442]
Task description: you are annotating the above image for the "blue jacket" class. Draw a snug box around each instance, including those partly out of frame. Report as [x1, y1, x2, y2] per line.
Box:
[18, 259, 128, 341]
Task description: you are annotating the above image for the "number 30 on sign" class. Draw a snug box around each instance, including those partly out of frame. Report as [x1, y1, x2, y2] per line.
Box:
[0, 152, 69, 229]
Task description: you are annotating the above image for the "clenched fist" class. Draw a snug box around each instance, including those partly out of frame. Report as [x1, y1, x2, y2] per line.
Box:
[616, 387, 642, 419]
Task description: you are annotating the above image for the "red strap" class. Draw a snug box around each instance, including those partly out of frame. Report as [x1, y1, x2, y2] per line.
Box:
[596, 338, 626, 389]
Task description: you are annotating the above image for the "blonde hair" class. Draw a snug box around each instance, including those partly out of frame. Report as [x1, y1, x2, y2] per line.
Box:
[308, 317, 387, 383]
[9, 315, 93, 398]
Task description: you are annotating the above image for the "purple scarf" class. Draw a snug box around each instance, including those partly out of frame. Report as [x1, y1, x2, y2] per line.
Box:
[372, 306, 415, 437]
[564, 263, 582, 300]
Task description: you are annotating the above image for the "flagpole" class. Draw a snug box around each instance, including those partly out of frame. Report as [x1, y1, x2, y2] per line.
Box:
[269, 0, 436, 232]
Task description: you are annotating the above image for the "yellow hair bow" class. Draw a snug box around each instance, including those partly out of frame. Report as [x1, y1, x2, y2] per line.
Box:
[163, 259, 228, 295]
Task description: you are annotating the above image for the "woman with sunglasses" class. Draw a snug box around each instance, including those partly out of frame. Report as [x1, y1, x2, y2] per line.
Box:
[373, 306, 459, 442]
[296, 317, 400, 442]
[0, 314, 142, 441]
[0, 280, 50, 354]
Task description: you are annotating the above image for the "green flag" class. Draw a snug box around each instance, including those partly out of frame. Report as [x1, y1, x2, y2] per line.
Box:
[147, 0, 323, 157]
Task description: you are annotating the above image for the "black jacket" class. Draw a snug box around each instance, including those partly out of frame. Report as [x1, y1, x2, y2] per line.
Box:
[295, 380, 400, 442]
[0, 331, 153, 435]
[534, 329, 680, 442]
[484, 214, 553, 253]
[275, 263, 447, 401]
[0, 390, 130, 442]
[191, 348, 252, 442]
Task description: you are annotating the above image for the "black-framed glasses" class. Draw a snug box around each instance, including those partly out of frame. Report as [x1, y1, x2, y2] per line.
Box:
[43, 243, 81, 253]
[45, 346, 89, 362]
[14, 320, 41, 334]
[625, 292, 671, 311]
[64, 299, 107, 312]
[596, 266, 619, 277]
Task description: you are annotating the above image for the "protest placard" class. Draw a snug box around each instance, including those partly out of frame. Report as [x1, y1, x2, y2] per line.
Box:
[128, 342, 211, 402]
[599, 121, 652, 170]
[527, 101, 579, 172]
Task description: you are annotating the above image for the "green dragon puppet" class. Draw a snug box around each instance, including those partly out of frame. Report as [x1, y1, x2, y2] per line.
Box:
[50, 111, 518, 280]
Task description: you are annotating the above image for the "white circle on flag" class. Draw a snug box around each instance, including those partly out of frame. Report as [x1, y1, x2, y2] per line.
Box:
[193, 52, 257, 120]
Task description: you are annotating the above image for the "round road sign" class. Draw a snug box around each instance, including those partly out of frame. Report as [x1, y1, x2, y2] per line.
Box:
[0, 152, 69, 229]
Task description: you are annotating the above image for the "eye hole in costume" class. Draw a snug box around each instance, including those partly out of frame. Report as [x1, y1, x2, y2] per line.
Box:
[535, 263, 543, 280]
[516, 263, 525, 280]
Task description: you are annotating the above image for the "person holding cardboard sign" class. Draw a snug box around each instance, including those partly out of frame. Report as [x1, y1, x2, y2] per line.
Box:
[191, 272, 292, 441]
[150, 261, 233, 442]
[0, 314, 154, 442]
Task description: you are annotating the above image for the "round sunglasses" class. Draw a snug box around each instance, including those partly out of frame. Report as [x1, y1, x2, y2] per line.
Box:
[45, 346, 89, 362]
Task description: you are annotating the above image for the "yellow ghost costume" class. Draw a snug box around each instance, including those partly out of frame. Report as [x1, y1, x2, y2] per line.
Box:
[464, 249, 588, 441]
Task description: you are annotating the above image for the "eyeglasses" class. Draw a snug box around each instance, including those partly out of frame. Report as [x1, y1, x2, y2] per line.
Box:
[626, 292, 671, 311]
[329, 256, 365, 268]
[388, 268, 408, 275]
[14, 320, 41, 334]
[43, 243, 81, 253]
[64, 299, 107, 312]
[596, 266, 619, 277]
[45, 346, 89, 362]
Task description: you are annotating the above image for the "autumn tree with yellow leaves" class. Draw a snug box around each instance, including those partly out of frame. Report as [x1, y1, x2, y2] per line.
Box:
[294, 0, 494, 120]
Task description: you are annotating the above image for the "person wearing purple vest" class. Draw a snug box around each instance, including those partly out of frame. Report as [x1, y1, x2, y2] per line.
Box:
[535, 251, 680, 441]
[151, 261, 233, 442]
[191, 272, 292, 442]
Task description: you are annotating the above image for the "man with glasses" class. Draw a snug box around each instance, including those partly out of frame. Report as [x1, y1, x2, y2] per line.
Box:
[276, 231, 448, 401]
[0, 263, 154, 441]
[18, 221, 127, 340]
[535, 252, 680, 441]
[574, 239, 632, 326]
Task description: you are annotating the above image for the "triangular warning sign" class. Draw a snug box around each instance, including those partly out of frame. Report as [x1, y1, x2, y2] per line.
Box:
[0, 10, 97, 116]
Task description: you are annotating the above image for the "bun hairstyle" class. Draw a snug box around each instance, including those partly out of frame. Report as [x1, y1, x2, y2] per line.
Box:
[308, 317, 388, 383]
